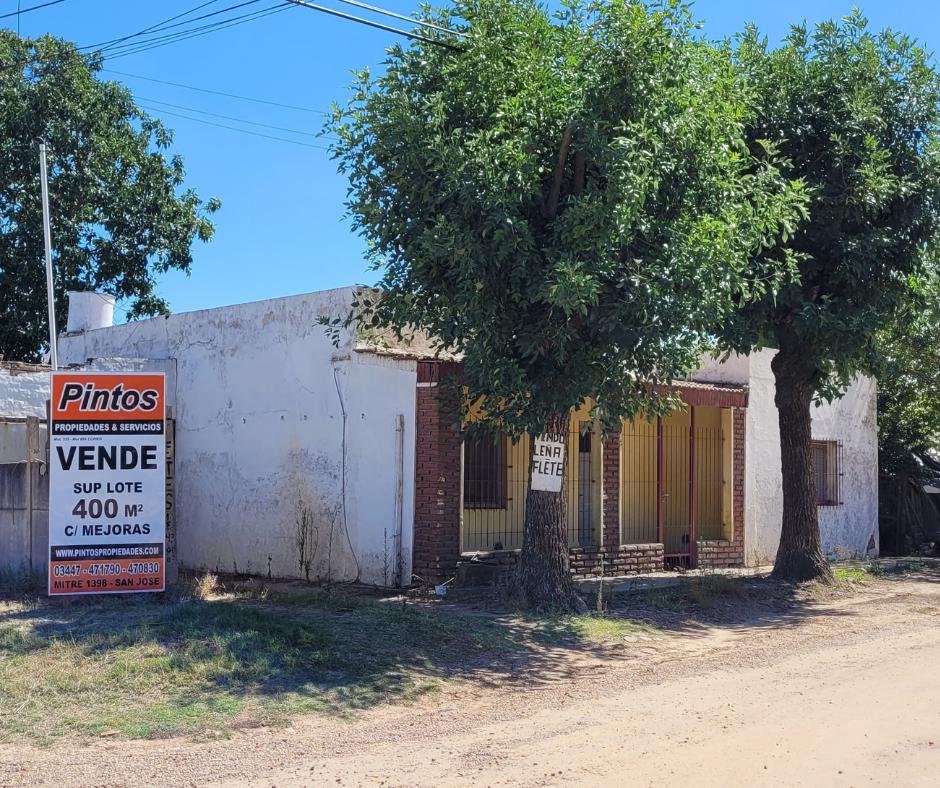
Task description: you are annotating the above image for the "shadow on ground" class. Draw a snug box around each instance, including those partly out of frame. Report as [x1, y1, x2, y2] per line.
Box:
[2, 561, 934, 742]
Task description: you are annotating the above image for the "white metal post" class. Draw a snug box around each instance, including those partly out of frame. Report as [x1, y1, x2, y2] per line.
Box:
[38, 141, 57, 370]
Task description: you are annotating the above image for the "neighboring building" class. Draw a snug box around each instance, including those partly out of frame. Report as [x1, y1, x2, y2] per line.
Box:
[1, 287, 878, 585]
[0, 361, 50, 421]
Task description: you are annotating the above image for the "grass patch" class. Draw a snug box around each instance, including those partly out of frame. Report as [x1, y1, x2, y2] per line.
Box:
[0, 591, 514, 745]
[833, 565, 877, 583]
[532, 613, 657, 644]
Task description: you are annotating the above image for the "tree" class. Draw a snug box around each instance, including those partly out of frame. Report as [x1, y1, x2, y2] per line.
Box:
[716, 13, 940, 581]
[328, 0, 803, 609]
[878, 267, 940, 482]
[0, 32, 219, 362]
[875, 265, 940, 552]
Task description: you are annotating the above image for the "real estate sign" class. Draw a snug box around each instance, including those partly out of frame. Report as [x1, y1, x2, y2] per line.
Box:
[48, 372, 166, 595]
[530, 433, 565, 493]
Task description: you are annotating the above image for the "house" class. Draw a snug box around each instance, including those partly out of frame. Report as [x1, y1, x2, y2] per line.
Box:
[1, 287, 878, 584]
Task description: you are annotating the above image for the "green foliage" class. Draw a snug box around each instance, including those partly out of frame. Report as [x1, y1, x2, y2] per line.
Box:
[327, 0, 804, 435]
[0, 32, 220, 362]
[718, 11, 940, 400]
[876, 264, 940, 480]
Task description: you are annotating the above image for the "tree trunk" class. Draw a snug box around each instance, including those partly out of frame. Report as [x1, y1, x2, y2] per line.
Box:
[770, 338, 833, 583]
[520, 411, 585, 612]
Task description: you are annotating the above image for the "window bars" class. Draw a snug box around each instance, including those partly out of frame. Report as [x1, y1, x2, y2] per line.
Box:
[812, 439, 844, 507]
[463, 432, 507, 509]
[460, 419, 601, 553]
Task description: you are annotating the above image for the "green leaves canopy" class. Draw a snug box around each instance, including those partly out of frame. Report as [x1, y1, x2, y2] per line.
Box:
[0, 32, 219, 362]
[877, 265, 940, 481]
[718, 11, 940, 400]
[329, 0, 804, 435]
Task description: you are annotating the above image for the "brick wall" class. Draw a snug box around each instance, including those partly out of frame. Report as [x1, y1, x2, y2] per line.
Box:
[568, 544, 664, 577]
[602, 431, 620, 549]
[412, 361, 462, 584]
[455, 544, 664, 580]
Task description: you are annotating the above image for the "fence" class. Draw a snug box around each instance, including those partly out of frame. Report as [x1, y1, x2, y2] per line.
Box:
[0, 417, 48, 573]
[460, 416, 602, 553]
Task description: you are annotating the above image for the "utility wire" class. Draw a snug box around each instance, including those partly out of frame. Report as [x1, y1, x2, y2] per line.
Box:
[84, 0, 267, 53]
[138, 103, 330, 149]
[102, 68, 324, 114]
[80, 0, 224, 51]
[0, 0, 67, 20]
[104, 4, 291, 60]
[99, 3, 284, 57]
[285, 0, 461, 50]
[137, 95, 326, 137]
[332, 0, 465, 38]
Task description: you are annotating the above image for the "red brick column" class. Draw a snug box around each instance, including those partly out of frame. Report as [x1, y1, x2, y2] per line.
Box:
[732, 407, 746, 547]
[602, 431, 620, 549]
[412, 361, 462, 585]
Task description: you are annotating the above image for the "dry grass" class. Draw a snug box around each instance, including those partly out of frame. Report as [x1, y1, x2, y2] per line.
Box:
[0, 578, 662, 745]
[194, 572, 222, 600]
[0, 589, 514, 745]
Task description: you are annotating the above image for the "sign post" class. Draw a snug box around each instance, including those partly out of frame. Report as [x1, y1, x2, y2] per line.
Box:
[48, 372, 167, 595]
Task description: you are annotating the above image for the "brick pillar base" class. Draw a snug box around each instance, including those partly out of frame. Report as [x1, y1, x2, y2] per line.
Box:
[411, 361, 462, 584]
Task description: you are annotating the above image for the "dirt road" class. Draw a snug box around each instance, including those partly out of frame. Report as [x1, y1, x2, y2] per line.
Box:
[4, 574, 940, 787]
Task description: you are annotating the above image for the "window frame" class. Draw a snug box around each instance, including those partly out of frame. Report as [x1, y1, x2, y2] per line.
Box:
[462, 431, 508, 510]
[811, 439, 843, 508]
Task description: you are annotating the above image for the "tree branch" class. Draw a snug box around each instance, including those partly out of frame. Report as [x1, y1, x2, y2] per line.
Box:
[573, 150, 585, 196]
[543, 125, 574, 220]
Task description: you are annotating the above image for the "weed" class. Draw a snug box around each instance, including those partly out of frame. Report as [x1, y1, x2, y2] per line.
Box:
[194, 573, 221, 600]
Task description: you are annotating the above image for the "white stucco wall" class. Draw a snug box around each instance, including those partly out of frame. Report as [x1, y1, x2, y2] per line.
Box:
[57, 287, 418, 586]
[0, 364, 51, 419]
[739, 350, 879, 566]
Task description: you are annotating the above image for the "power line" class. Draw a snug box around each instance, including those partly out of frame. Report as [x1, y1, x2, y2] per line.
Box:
[285, 0, 461, 50]
[99, 3, 283, 57]
[80, 1, 225, 51]
[0, 0, 67, 21]
[332, 0, 465, 38]
[102, 4, 291, 60]
[102, 68, 324, 114]
[83, 0, 267, 53]
[138, 103, 330, 149]
[137, 95, 325, 137]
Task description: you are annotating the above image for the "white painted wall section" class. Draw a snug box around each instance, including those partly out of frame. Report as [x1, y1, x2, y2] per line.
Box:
[58, 287, 418, 586]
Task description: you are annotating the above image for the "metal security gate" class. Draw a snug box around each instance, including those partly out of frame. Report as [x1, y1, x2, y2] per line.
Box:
[621, 406, 729, 569]
[662, 414, 691, 566]
[576, 428, 594, 547]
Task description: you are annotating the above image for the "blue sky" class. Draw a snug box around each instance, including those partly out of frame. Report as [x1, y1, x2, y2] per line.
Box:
[4, 0, 937, 317]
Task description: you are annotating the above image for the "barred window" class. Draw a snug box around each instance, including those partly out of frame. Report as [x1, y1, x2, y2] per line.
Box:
[463, 433, 507, 509]
[812, 440, 843, 507]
